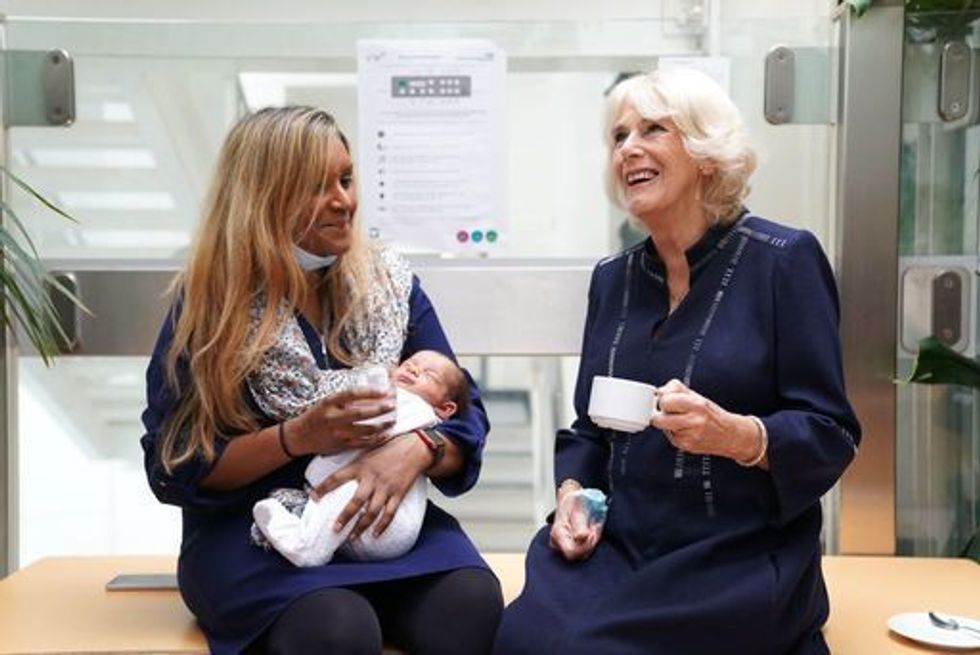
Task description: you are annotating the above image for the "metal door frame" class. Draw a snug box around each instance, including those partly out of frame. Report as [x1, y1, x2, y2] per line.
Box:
[835, 0, 904, 554]
[0, 18, 14, 577]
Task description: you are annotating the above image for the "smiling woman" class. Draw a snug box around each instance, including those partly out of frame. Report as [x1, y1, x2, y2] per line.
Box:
[294, 137, 356, 261]
[493, 69, 861, 655]
[610, 108, 702, 230]
[139, 106, 502, 655]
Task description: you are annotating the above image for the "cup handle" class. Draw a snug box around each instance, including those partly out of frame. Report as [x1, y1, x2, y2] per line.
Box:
[651, 393, 662, 419]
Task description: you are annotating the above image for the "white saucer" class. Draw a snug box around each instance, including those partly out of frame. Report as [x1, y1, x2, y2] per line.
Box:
[887, 612, 980, 650]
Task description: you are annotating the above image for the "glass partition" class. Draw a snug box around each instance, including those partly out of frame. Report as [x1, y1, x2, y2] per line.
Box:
[896, 7, 980, 557]
[5, 11, 836, 260]
[17, 355, 575, 563]
[3, 2, 842, 565]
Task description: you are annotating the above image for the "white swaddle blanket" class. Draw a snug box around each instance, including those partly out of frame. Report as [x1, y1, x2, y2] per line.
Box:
[252, 388, 438, 567]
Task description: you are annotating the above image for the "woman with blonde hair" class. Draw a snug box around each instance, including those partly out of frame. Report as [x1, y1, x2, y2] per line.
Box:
[141, 106, 502, 655]
[493, 68, 860, 654]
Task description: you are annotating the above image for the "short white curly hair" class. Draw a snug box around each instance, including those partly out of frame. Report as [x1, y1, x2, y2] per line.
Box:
[604, 68, 757, 224]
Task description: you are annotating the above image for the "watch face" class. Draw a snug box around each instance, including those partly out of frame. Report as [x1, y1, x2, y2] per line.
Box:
[428, 429, 446, 448]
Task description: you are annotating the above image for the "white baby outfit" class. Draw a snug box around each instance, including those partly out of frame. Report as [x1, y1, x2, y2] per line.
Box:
[252, 388, 438, 566]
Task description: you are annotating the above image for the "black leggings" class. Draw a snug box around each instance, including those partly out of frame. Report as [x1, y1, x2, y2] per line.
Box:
[246, 567, 503, 655]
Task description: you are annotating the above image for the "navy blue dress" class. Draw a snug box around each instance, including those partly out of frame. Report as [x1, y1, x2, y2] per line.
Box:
[141, 278, 491, 654]
[493, 214, 860, 655]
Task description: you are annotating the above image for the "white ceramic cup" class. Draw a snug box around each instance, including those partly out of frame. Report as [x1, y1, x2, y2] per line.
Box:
[588, 375, 661, 433]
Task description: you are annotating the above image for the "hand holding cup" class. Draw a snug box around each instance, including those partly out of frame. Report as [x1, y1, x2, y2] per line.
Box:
[588, 375, 662, 433]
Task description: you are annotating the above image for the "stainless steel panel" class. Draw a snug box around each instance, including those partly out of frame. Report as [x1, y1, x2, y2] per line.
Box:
[3, 49, 75, 127]
[835, 4, 904, 554]
[904, 43, 979, 126]
[42, 262, 595, 357]
[899, 257, 975, 356]
[762, 46, 834, 126]
[47, 271, 174, 357]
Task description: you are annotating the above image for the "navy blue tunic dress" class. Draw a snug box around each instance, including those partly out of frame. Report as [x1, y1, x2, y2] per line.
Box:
[493, 214, 860, 655]
[141, 278, 491, 654]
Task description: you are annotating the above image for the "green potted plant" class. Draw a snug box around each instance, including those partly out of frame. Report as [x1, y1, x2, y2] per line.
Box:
[905, 0, 980, 42]
[844, 0, 980, 34]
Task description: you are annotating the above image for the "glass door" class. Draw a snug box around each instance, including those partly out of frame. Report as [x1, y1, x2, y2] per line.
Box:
[896, 4, 980, 557]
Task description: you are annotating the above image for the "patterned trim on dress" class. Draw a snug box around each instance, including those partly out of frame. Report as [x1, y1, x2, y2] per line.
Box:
[734, 222, 790, 248]
[246, 247, 413, 422]
[605, 217, 751, 518]
[596, 240, 647, 270]
[674, 233, 749, 518]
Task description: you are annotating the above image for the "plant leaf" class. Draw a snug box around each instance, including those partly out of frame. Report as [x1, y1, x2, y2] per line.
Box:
[0, 165, 87, 364]
[0, 199, 43, 261]
[847, 0, 873, 17]
[903, 335, 980, 388]
[0, 267, 59, 364]
[0, 165, 77, 223]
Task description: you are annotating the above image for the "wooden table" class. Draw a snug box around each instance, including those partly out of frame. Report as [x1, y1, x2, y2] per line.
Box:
[0, 556, 203, 654]
[824, 556, 980, 654]
[0, 554, 976, 653]
[0, 554, 525, 654]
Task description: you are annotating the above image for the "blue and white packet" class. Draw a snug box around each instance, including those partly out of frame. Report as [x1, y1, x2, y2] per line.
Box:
[572, 488, 608, 526]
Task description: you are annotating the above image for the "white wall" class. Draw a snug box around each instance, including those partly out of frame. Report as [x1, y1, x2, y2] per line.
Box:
[18, 359, 181, 567]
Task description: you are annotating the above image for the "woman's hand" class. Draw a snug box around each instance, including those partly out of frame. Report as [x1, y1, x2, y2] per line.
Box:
[651, 379, 766, 466]
[286, 388, 396, 457]
[549, 481, 602, 561]
[201, 388, 395, 491]
[312, 434, 432, 539]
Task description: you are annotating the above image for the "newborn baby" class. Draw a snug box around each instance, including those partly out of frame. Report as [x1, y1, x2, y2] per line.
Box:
[250, 350, 468, 566]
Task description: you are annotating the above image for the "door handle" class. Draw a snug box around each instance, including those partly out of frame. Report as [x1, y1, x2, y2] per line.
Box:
[932, 270, 963, 348]
[939, 40, 971, 122]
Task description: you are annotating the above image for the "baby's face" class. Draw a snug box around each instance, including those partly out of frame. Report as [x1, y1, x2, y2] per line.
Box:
[394, 351, 454, 407]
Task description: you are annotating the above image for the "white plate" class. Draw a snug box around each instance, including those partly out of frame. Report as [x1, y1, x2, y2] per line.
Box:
[887, 612, 980, 650]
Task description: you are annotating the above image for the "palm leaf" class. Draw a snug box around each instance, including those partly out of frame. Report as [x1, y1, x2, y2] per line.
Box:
[0, 165, 76, 223]
[0, 200, 43, 260]
[0, 168, 88, 363]
[904, 336, 980, 388]
[0, 218, 87, 314]
[0, 268, 60, 365]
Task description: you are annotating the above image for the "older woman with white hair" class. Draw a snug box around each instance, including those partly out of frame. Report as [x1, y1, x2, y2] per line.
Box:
[493, 69, 861, 655]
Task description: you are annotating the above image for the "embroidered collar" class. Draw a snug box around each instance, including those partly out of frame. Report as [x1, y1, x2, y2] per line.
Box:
[639, 210, 750, 282]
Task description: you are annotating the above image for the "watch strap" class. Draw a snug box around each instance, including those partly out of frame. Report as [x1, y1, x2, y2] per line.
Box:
[415, 428, 446, 470]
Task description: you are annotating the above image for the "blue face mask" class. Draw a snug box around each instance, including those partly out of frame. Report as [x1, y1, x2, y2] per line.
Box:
[292, 244, 337, 271]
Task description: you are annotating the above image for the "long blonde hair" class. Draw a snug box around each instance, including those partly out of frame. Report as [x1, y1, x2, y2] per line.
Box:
[160, 106, 377, 472]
